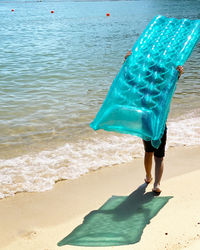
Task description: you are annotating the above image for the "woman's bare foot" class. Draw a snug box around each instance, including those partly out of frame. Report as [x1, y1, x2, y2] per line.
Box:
[144, 176, 152, 184]
[152, 184, 162, 195]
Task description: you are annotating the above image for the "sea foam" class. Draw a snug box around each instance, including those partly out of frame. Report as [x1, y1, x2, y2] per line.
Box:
[0, 113, 199, 199]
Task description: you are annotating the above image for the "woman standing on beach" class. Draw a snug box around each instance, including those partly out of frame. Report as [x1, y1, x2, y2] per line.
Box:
[124, 50, 184, 194]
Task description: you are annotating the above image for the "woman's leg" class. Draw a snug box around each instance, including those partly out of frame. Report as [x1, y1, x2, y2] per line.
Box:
[153, 156, 164, 192]
[144, 152, 153, 182]
[152, 126, 167, 193]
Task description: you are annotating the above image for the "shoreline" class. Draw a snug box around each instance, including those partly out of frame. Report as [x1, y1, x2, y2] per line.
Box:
[0, 145, 200, 249]
[1, 111, 199, 199]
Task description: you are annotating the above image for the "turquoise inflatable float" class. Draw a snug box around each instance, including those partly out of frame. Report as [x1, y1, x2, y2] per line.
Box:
[90, 15, 200, 148]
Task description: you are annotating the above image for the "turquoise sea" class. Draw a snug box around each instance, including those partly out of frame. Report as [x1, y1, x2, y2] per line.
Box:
[0, 0, 200, 198]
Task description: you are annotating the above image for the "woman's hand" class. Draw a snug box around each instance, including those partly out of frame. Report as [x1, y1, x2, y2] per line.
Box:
[124, 50, 132, 62]
[176, 65, 184, 79]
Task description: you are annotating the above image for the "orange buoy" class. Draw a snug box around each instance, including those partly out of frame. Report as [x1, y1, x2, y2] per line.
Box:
[106, 13, 110, 17]
[51, 10, 54, 13]
[11, 9, 14, 12]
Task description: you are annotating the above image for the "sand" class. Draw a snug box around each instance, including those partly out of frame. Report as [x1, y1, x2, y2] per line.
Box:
[0, 146, 200, 250]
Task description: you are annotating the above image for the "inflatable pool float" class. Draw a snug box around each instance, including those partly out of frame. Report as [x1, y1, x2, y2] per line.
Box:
[90, 15, 200, 148]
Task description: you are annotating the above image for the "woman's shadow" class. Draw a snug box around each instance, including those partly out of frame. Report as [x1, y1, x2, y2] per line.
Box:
[58, 183, 172, 247]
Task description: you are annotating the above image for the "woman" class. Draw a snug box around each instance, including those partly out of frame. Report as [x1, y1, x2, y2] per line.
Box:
[124, 50, 184, 194]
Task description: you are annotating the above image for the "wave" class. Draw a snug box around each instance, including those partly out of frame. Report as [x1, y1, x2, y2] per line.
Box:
[0, 112, 199, 198]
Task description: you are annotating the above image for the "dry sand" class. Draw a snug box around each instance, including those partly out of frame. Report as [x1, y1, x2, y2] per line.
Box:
[0, 146, 200, 250]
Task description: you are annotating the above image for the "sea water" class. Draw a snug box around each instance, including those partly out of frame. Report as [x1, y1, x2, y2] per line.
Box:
[0, 0, 200, 198]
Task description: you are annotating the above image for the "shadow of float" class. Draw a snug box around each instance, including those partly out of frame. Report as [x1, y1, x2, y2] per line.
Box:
[58, 184, 172, 247]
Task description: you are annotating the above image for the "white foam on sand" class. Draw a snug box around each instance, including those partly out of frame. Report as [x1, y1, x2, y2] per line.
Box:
[0, 112, 199, 199]
[168, 111, 200, 146]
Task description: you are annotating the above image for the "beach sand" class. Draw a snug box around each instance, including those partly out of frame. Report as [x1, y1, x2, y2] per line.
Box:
[0, 146, 200, 250]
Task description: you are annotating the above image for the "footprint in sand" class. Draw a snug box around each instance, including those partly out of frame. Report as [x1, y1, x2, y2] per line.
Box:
[20, 230, 37, 240]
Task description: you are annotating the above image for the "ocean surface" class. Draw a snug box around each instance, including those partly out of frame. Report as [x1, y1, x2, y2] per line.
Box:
[0, 0, 200, 198]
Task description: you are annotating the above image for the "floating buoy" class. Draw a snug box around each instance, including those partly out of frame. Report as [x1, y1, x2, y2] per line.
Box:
[51, 10, 54, 13]
[11, 9, 14, 12]
[106, 13, 110, 17]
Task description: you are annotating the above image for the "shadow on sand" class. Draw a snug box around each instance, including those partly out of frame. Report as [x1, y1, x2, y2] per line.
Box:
[58, 183, 172, 247]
